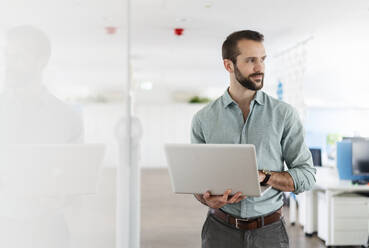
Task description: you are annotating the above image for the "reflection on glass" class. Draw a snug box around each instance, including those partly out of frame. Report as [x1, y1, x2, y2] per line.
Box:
[0, 26, 108, 248]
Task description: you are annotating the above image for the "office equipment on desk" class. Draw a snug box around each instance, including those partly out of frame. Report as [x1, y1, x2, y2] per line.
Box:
[352, 140, 369, 176]
[309, 148, 322, 166]
[290, 167, 369, 247]
[336, 140, 369, 182]
[342, 136, 369, 142]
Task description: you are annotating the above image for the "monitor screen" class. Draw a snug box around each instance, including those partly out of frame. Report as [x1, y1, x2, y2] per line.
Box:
[352, 140, 369, 175]
[309, 148, 322, 166]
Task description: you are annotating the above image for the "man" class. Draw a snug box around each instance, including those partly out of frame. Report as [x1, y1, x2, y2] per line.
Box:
[191, 30, 316, 248]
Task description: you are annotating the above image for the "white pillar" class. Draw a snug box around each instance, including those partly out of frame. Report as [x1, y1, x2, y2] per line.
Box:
[116, 0, 134, 247]
[116, 117, 142, 248]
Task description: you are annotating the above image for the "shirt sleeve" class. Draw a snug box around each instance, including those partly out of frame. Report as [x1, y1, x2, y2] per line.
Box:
[190, 113, 206, 144]
[281, 107, 316, 194]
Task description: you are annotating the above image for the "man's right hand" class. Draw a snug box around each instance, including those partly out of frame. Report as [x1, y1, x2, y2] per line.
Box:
[195, 189, 246, 209]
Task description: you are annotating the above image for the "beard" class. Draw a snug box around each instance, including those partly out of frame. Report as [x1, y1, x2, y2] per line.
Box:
[234, 64, 264, 91]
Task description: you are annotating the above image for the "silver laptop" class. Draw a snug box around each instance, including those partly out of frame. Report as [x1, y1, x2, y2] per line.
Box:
[164, 144, 272, 197]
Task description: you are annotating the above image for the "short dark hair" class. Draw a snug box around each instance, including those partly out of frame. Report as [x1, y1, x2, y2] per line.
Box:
[222, 30, 264, 63]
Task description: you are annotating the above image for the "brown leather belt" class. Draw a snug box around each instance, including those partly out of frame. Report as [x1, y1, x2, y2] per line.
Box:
[209, 207, 282, 230]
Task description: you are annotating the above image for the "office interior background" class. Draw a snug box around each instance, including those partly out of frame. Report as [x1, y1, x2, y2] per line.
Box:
[1, 0, 369, 247]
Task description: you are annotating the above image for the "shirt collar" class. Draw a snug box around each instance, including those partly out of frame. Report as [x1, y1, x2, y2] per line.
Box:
[222, 88, 265, 108]
[222, 88, 235, 108]
[254, 90, 265, 106]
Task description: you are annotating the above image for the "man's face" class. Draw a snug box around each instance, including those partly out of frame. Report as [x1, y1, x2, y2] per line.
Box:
[232, 39, 266, 91]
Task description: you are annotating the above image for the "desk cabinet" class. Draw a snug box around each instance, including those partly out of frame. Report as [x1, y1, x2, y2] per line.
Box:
[317, 192, 328, 241]
[317, 192, 369, 246]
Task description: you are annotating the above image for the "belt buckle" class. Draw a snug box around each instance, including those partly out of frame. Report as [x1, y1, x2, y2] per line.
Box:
[235, 217, 249, 229]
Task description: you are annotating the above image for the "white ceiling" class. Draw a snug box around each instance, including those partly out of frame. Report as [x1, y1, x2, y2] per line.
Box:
[0, 0, 368, 102]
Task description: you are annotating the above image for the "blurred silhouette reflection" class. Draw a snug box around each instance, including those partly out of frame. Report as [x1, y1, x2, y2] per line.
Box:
[0, 26, 84, 248]
[0, 25, 83, 144]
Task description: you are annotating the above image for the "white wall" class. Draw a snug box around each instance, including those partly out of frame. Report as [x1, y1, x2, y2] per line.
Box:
[136, 103, 204, 168]
[82, 103, 124, 168]
[303, 21, 369, 108]
[82, 102, 205, 168]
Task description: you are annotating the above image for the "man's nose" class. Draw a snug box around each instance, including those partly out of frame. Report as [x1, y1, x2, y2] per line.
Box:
[254, 60, 264, 72]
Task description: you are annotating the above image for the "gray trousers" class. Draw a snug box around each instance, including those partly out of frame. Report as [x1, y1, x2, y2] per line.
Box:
[201, 212, 289, 248]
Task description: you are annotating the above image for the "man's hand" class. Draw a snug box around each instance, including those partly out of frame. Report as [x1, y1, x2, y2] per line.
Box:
[258, 170, 266, 183]
[195, 189, 246, 209]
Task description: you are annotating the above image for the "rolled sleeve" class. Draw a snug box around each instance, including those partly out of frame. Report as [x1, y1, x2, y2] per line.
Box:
[281, 108, 316, 194]
[287, 167, 316, 194]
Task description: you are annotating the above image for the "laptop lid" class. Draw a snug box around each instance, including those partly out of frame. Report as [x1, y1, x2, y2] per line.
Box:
[164, 144, 271, 197]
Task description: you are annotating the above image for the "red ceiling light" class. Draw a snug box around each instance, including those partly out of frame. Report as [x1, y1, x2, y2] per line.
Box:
[174, 28, 184, 36]
[105, 26, 117, 35]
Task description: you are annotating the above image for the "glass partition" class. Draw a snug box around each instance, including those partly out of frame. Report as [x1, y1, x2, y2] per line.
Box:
[0, 1, 132, 248]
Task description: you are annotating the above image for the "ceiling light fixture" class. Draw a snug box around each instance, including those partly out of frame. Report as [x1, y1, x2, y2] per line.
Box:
[140, 81, 153, 90]
[174, 28, 184, 36]
[105, 26, 117, 35]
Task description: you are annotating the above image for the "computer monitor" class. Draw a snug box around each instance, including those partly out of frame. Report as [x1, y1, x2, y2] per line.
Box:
[342, 136, 368, 142]
[309, 148, 322, 166]
[352, 140, 369, 176]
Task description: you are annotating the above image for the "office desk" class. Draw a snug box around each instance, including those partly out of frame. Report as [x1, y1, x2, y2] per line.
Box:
[290, 167, 369, 247]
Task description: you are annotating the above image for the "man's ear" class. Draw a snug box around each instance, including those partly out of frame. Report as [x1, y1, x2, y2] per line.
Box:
[223, 59, 234, 73]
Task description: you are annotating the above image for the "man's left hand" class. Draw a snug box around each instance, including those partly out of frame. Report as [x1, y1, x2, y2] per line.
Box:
[258, 170, 266, 183]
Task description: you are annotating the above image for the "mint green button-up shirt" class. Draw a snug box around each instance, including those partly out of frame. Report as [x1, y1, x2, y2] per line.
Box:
[190, 89, 316, 218]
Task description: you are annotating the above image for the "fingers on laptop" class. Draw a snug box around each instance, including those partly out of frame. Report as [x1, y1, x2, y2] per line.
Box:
[222, 189, 232, 202]
[203, 191, 211, 200]
[237, 195, 247, 202]
[203, 190, 246, 204]
[228, 191, 246, 203]
[223, 189, 244, 204]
